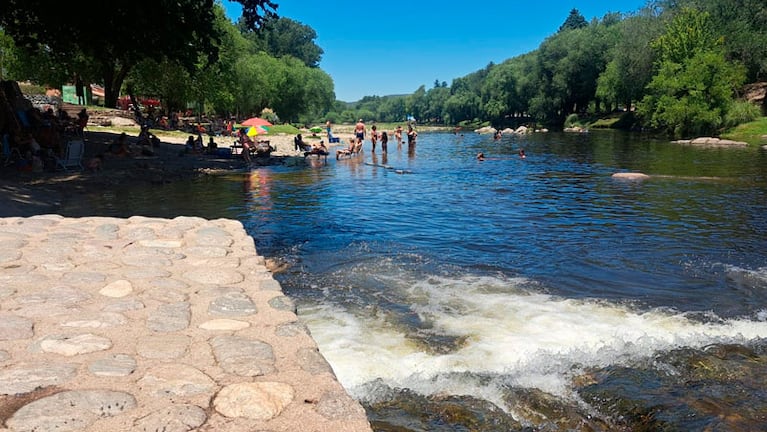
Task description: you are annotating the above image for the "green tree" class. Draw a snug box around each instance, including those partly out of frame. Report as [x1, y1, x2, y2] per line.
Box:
[423, 86, 450, 123]
[638, 8, 747, 137]
[652, 7, 720, 64]
[596, 11, 661, 111]
[559, 8, 588, 32]
[532, 17, 619, 124]
[689, 0, 767, 81]
[481, 61, 519, 125]
[406, 86, 428, 122]
[232, 51, 280, 117]
[245, 17, 324, 68]
[444, 91, 481, 124]
[0, 0, 277, 107]
[639, 50, 746, 136]
[378, 96, 407, 122]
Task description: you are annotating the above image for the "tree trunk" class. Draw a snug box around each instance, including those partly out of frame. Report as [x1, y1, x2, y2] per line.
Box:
[100, 61, 131, 109]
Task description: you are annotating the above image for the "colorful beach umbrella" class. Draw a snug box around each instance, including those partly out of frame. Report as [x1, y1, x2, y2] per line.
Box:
[241, 117, 273, 127]
[246, 126, 268, 137]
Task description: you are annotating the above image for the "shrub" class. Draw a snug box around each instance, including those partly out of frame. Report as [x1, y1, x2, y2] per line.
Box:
[724, 100, 761, 129]
[565, 113, 581, 128]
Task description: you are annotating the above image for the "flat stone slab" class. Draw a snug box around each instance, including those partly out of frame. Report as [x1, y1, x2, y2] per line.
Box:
[6, 390, 137, 432]
[0, 216, 372, 432]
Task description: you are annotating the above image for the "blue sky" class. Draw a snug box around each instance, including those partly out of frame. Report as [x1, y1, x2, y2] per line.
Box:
[222, 0, 649, 102]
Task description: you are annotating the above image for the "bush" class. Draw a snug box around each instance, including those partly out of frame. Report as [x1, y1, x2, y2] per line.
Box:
[724, 100, 761, 129]
[18, 82, 47, 96]
[565, 113, 581, 128]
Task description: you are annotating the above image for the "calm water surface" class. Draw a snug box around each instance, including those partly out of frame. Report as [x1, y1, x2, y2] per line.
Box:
[62, 131, 767, 429]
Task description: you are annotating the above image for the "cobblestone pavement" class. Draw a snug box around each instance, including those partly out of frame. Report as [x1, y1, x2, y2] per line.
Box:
[0, 215, 372, 432]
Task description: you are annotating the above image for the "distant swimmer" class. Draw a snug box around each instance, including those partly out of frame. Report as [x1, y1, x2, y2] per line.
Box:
[477, 152, 485, 161]
[519, 148, 526, 159]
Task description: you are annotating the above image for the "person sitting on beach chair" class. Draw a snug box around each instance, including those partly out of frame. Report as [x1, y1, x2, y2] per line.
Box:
[294, 134, 311, 152]
[335, 139, 362, 159]
[306, 140, 328, 159]
[255, 140, 273, 157]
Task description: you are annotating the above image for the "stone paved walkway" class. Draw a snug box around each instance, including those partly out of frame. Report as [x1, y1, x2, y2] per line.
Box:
[0, 215, 372, 432]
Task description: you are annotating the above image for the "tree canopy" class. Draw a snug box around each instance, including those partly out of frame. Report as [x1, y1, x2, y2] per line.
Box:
[328, 0, 766, 138]
[0, 0, 277, 107]
[559, 8, 588, 32]
[2, 0, 765, 135]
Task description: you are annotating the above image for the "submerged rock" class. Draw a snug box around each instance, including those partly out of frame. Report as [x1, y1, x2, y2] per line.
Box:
[612, 172, 650, 180]
[577, 342, 767, 431]
[365, 387, 523, 432]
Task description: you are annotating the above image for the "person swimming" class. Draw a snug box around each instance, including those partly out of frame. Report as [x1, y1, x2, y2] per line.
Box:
[477, 152, 485, 161]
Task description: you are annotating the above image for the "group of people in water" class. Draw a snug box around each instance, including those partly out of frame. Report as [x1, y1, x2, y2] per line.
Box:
[328, 119, 418, 160]
[293, 119, 528, 164]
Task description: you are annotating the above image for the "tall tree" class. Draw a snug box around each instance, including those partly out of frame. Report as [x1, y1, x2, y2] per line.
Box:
[559, 8, 588, 32]
[245, 17, 323, 68]
[638, 8, 746, 137]
[597, 11, 662, 111]
[0, 0, 277, 107]
[688, 0, 767, 81]
[481, 61, 519, 125]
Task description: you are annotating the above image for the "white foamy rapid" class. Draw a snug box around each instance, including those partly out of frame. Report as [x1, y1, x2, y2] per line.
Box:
[298, 273, 767, 404]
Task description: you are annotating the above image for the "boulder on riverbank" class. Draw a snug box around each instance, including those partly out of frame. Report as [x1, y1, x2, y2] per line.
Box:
[671, 137, 748, 147]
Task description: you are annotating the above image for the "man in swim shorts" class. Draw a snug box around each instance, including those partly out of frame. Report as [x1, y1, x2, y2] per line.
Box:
[354, 119, 366, 146]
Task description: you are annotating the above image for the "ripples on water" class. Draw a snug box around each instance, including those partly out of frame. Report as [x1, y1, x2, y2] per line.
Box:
[61, 131, 767, 430]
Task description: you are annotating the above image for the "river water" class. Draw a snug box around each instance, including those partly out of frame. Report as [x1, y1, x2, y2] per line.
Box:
[62, 131, 767, 430]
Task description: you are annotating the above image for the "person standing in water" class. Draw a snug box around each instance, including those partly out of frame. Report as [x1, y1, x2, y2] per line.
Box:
[407, 124, 417, 147]
[380, 131, 389, 153]
[354, 119, 366, 150]
[370, 125, 378, 152]
[394, 125, 403, 149]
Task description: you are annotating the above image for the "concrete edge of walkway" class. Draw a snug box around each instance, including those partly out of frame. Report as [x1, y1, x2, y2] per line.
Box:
[0, 214, 372, 432]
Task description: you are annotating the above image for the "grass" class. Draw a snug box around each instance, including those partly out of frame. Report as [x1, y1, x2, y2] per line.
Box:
[721, 116, 767, 145]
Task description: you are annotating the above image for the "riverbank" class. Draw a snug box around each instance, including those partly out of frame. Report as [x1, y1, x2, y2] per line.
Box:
[0, 128, 354, 217]
[0, 128, 374, 431]
[0, 215, 372, 431]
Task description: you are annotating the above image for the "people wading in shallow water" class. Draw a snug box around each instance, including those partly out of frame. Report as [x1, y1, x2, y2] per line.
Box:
[407, 124, 417, 156]
[370, 125, 378, 152]
[354, 119, 366, 151]
[394, 125, 403, 149]
[380, 131, 389, 153]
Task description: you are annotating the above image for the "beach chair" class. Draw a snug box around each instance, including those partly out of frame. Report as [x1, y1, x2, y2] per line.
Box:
[56, 139, 84, 171]
[304, 148, 328, 162]
[2, 134, 22, 167]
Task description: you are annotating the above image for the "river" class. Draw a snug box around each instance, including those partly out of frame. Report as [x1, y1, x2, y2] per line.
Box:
[61, 130, 767, 430]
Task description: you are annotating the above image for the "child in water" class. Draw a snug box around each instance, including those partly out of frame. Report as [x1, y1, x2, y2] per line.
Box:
[381, 131, 388, 153]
